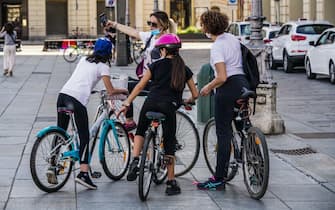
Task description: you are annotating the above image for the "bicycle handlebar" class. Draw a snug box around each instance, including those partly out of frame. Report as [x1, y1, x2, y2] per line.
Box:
[91, 90, 127, 101]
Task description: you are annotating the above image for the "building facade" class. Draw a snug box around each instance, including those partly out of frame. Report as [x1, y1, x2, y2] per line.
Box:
[0, 0, 334, 41]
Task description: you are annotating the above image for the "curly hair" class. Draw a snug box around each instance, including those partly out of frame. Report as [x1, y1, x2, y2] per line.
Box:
[200, 11, 229, 36]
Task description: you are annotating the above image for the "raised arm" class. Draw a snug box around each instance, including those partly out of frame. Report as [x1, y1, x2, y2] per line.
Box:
[106, 20, 141, 40]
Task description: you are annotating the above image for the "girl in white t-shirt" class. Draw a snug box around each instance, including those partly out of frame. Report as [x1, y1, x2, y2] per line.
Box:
[197, 11, 250, 191]
[107, 11, 176, 131]
[47, 37, 128, 190]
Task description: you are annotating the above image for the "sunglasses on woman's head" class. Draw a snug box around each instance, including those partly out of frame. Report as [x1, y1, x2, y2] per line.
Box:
[147, 21, 158, 28]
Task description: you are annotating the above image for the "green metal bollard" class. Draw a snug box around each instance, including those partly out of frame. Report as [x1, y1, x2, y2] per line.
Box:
[197, 63, 215, 123]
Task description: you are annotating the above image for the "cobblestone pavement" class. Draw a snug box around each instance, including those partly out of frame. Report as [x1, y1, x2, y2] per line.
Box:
[0, 45, 334, 210]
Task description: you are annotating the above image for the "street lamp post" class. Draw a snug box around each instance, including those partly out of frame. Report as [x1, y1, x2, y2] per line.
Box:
[247, 0, 285, 134]
[115, 0, 128, 66]
[154, 0, 159, 11]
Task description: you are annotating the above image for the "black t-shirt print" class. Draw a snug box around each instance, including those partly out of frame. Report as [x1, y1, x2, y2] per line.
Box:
[147, 58, 193, 105]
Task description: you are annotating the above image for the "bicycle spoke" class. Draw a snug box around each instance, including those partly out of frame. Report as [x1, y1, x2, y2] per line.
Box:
[174, 111, 200, 177]
[242, 127, 269, 199]
[30, 131, 73, 193]
[101, 122, 130, 180]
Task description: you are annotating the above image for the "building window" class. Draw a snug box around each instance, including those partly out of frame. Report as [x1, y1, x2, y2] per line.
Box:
[170, 0, 191, 29]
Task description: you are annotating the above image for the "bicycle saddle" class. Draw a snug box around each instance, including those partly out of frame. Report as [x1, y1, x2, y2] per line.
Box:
[57, 107, 74, 114]
[239, 87, 256, 99]
[145, 111, 166, 121]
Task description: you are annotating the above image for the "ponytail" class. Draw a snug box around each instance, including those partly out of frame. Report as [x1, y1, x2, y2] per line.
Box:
[170, 51, 186, 91]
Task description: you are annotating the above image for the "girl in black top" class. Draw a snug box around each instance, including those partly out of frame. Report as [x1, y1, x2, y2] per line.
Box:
[118, 34, 198, 196]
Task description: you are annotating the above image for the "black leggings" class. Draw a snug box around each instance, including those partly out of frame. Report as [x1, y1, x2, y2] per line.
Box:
[135, 100, 178, 156]
[214, 75, 250, 179]
[126, 77, 152, 118]
[57, 93, 89, 164]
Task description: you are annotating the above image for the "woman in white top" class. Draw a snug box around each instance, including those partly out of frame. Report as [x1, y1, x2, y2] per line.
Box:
[47, 37, 128, 190]
[197, 11, 250, 190]
[107, 11, 176, 131]
[0, 22, 17, 77]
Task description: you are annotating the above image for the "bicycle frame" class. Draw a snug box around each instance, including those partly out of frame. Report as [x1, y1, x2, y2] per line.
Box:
[36, 92, 124, 165]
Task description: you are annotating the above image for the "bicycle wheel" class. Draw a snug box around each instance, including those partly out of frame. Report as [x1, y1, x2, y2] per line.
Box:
[203, 118, 238, 182]
[242, 127, 269, 199]
[152, 138, 167, 184]
[63, 47, 79, 63]
[132, 45, 143, 64]
[174, 110, 200, 177]
[101, 121, 131, 180]
[30, 131, 73, 193]
[138, 132, 155, 201]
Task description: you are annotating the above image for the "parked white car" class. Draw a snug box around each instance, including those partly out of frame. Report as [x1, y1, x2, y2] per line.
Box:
[227, 21, 251, 44]
[261, 26, 280, 45]
[227, 21, 275, 44]
[305, 27, 335, 84]
[270, 20, 333, 72]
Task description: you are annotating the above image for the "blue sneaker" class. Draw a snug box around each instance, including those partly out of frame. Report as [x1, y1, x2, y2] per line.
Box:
[197, 176, 225, 191]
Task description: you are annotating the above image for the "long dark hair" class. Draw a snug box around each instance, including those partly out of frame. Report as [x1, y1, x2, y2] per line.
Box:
[86, 54, 111, 67]
[4, 22, 14, 35]
[167, 49, 186, 91]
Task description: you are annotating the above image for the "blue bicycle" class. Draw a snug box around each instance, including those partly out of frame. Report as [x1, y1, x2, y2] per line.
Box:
[30, 90, 131, 193]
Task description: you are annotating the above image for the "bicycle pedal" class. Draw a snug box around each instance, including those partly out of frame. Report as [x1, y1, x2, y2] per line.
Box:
[91, 171, 102, 178]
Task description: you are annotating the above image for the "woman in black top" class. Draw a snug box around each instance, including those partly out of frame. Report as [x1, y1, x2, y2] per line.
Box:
[118, 34, 198, 196]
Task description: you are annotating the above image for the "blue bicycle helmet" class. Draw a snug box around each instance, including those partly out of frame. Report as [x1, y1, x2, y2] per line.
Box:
[94, 37, 113, 57]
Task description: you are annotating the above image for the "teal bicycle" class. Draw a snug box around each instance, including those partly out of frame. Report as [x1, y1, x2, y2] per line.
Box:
[30, 90, 131, 193]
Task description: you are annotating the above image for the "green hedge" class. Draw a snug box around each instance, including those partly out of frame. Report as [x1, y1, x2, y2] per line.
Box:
[177, 26, 202, 34]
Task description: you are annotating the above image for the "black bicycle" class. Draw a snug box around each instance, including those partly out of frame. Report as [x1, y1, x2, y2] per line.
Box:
[203, 87, 269, 200]
[138, 101, 199, 201]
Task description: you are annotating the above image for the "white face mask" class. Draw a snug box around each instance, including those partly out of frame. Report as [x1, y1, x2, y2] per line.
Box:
[205, 33, 212, 39]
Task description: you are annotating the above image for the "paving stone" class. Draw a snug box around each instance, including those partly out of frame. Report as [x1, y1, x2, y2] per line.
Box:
[286, 201, 335, 210]
[10, 179, 75, 198]
[78, 202, 148, 210]
[0, 156, 21, 169]
[0, 169, 15, 186]
[0, 187, 10, 202]
[270, 184, 335, 202]
[269, 168, 316, 185]
[216, 198, 289, 210]
[6, 197, 76, 210]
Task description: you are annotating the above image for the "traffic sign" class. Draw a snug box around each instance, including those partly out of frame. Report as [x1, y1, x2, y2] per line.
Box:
[228, 0, 238, 5]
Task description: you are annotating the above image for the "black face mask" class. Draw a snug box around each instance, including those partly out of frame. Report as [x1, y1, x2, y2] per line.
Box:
[151, 47, 161, 61]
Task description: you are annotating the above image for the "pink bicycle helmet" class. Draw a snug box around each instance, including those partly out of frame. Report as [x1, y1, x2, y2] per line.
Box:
[155, 33, 181, 49]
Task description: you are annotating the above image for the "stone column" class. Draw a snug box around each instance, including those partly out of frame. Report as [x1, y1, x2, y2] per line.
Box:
[247, 0, 285, 134]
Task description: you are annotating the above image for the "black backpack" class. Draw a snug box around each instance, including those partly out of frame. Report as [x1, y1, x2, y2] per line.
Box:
[240, 44, 260, 91]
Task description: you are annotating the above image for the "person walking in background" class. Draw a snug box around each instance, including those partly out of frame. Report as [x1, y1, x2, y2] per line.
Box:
[47, 37, 128, 190]
[0, 22, 17, 77]
[117, 34, 198, 195]
[196, 11, 250, 190]
[107, 11, 176, 131]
